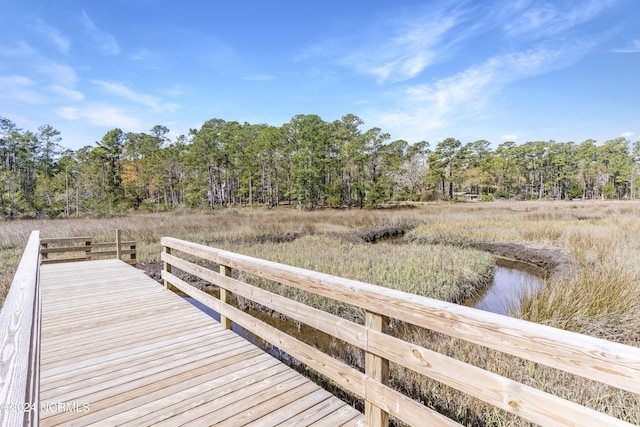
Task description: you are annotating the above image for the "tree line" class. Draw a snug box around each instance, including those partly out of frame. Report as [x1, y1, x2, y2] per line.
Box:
[1, 114, 639, 217]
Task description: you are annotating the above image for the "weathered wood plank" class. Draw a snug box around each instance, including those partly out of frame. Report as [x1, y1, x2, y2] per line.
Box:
[115, 357, 287, 426]
[40, 245, 92, 254]
[221, 381, 322, 425]
[244, 388, 335, 426]
[279, 396, 359, 427]
[152, 370, 306, 426]
[162, 252, 366, 349]
[40, 237, 90, 244]
[38, 259, 364, 426]
[365, 310, 389, 427]
[161, 237, 640, 396]
[162, 270, 368, 398]
[40, 332, 227, 392]
[0, 230, 41, 427]
[41, 342, 261, 425]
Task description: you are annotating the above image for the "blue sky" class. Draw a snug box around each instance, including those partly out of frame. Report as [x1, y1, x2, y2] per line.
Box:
[1, 0, 639, 150]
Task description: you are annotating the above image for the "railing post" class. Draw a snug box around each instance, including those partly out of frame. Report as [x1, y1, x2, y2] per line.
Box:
[219, 264, 232, 329]
[163, 246, 172, 290]
[365, 310, 390, 427]
[41, 242, 48, 261]
[130, 243, 137, 266]
[85, 239, 91, 261]
[116, 229, 121, 261]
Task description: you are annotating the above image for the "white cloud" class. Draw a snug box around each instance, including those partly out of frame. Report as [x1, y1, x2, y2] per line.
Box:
[48, 85, 84, 101]
[37, 62, 77, 86]
[0, 75, 46, 104]
[33, 19, 70, 54]
[56, 105, 141, 128]
[621, 132, 634, 138]
[81, 11, 120, 55]
[242, 75, 275, 81]
[613, 39, 640, 53]
[504, 0, 611, 39]
[375, 42, 592, 142]
[0, 41, 36, 57]
[91, 80, 164, 111]
[345, 16, 457, 83]
[131, 48, 153, 61]
[501, 134, 517, 140]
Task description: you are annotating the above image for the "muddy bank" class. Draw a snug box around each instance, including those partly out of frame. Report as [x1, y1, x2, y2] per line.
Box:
[467, 241, 573, 276]
[407, 235, 573, 277]
[237, 231, 301, 244]
[336, 226, 405, 244]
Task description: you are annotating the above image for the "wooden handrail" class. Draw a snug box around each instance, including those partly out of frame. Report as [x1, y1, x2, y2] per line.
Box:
[161, 236, 640, 427]
[40, 230, 136, 266]
[0, 231, 41, 427]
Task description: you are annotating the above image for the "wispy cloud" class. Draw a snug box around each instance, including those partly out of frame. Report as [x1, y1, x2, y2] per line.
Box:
[298, 5, 467, 84]
[369, 1, 610, 142]
[501, 134, 517, 140]
[621, 131, 634, 138]
[80, 11, 120, 55]
[377, 41, 594, 141]
[0, 41, 36, 57]
[242, 74, 275, 81]
[91, 79, 181, 114]
[37, 62, 77, 86]
[613, 39, 640, 53]
[48, 85, 84, 101]
[503, 0, 611, 39]
[0, 75, 46, 104]
[56, 105, 141, 129]
[33, 19, 70, 54]
[92, 80, 161, 110]
[346, 16, 458, 83]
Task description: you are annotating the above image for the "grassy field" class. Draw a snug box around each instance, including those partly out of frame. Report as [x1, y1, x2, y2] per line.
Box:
[2, 200, 640, 425]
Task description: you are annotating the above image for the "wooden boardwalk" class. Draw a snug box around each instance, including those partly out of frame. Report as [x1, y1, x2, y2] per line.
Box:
[39, 259, 364, 426]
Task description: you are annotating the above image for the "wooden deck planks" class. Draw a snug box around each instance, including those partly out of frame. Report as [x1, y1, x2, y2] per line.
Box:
[39, 259, 364, 426]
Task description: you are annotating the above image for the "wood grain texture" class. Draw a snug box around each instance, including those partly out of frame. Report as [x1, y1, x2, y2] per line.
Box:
[161, 236, 640, 426]
[161, 237, 640, 394]
[37, 259, 363, 426]
[40, 237, 136, 266]
[0, 231, 41, 427]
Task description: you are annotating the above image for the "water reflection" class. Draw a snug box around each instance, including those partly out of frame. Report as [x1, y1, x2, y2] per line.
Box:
[464, 258, 546, 316]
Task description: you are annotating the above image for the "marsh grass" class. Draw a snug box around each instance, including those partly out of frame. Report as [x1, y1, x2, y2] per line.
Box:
[224, 235, 493, 304]
[2, 201, 640, 424]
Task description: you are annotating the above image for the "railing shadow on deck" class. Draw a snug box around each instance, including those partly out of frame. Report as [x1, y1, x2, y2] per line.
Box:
[161, 236, 640, 427]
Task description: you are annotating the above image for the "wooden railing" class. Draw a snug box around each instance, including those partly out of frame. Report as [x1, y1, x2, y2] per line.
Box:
[161, 237, 640, 427]
[40, 230, 136, 266]
[0, 231, 41, 427]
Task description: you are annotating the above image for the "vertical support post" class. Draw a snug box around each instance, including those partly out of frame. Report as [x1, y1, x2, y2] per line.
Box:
[41, 242, 48, 261]
[130, 244, 137, 266]
[219, 264, 232, 329]
[365, 310, 390, 427]
[115, 229, 122, 261]
[163, 246, 171, 290]
[85, 240, 91, 261]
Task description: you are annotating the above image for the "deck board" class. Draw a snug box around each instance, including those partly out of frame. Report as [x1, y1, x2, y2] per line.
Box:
[39, 259, 365, 426]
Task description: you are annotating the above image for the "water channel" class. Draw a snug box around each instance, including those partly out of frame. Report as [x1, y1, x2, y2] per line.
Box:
[464, 257, 547, 316]
[184, 254, 547, 332]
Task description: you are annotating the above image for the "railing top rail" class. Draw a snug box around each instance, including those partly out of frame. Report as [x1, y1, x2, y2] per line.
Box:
[161, 236, 640, 396]
[0, 230, 41, 426]
[40, 236, 91, 244]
